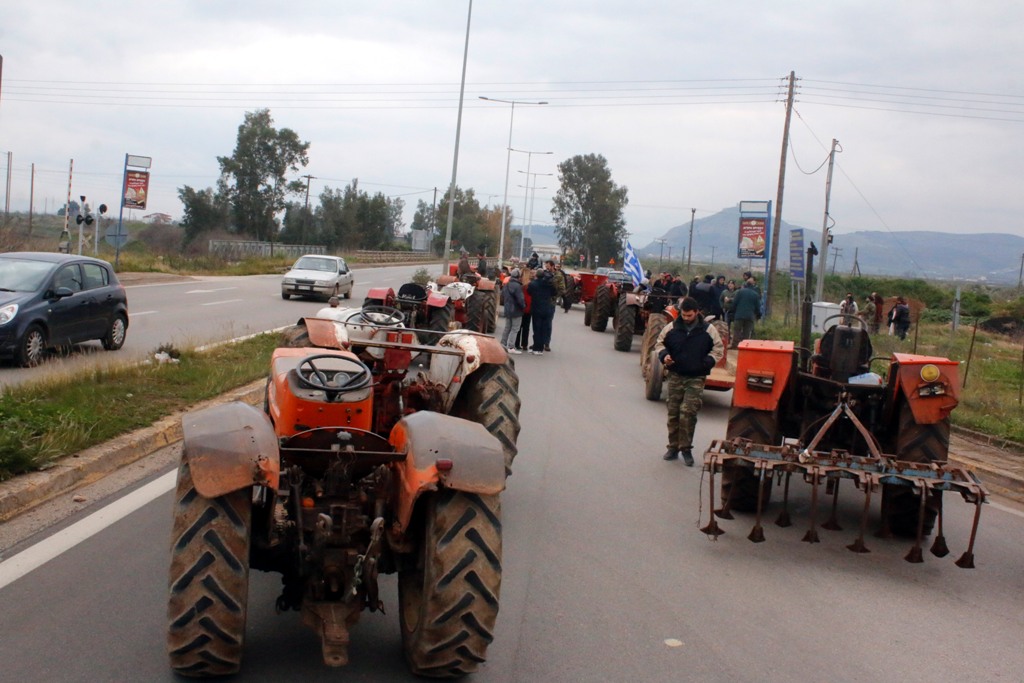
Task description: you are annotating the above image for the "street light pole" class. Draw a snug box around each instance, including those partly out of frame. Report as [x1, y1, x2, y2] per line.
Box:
[479, 97, 547, 265]
[518, 171, 553, 258]
[442, 0, 473, 276]
[511, 148, 553, 259]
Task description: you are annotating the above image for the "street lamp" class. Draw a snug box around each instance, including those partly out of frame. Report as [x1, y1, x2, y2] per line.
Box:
[510, 148, 553, 259]
[441, 0, 473, 276]
[478, 97, 548, 265]
[518, 170, 553, 258]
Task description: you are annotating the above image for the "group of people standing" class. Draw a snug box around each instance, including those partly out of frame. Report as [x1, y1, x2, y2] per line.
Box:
[844, 291, 912, 340]
[498, 256, 569, 356]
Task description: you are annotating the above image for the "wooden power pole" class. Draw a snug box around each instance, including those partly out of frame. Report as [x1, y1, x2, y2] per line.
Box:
[766, 70, 796, 318]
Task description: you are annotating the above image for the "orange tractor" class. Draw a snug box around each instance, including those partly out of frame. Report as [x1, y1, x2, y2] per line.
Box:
[588, 271, 632, 332]
[166, 307, 520, 676]
[700, 260, 986, 567]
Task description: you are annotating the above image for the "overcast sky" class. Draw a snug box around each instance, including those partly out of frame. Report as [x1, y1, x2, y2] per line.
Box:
[2, 1, 1023, 248]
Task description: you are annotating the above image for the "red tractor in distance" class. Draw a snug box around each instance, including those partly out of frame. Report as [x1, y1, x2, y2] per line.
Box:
[589, 271, 632, 333]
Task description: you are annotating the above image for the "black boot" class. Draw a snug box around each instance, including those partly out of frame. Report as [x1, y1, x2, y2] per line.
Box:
[663, 448, 679, 461]
[680, 449, 695, 466]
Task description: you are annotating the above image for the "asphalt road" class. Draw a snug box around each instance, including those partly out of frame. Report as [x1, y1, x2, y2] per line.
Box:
[1, 280, 1023, 681]
[0, 264, 431, 389]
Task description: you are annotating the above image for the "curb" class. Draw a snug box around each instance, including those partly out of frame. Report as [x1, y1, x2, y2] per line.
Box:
[0, 381, 266, 524]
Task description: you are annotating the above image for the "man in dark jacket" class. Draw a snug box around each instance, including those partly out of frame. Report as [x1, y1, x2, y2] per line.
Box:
[499, 268, 525, 354]
[654, 297, 724, 465]
[476, 251, 488, 279]
[730, 279, 761, 348]
[526, 267, 557, 355]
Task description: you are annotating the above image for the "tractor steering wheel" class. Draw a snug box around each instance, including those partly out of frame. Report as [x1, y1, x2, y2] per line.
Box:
[358, 305, 406, 327]
[296, 354, 373, 393]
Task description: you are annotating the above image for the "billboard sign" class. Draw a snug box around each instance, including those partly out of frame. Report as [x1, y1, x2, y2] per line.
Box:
[737, 217, 767, 260]
[123, 171, 150, 210]
[789, 228, 805, 280]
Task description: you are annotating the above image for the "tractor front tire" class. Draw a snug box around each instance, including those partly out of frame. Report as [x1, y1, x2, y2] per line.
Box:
[614, 301, 637, 352]
[591, 285, 611, 332]
[427, 302, 455, 345]
[167, 460, 252, 677]
[645, 349, 664, 401]
[399, 490, 502, 678]
[884, 401, 950, 537]
[281, 323, 312, 347]
[451, 361, 521, 474]
[466, 291, 486, 332]
[720, 407, 779, 512]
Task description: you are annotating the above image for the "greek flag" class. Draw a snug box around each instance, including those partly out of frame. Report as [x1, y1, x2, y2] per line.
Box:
[622, 241, 644, 287]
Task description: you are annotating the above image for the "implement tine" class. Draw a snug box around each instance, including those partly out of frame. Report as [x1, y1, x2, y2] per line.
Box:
[775, 471, 793, 527]
[747, 462, 768, 543]
[822, 476, 842, 531]
[904, 479, 928, 564]
[801, 467, 821, 544]
[955, 497, 984, 569]
[846, 474, 873, 554]
[930, 494, 950, 558]
[700, 453, 724, 538]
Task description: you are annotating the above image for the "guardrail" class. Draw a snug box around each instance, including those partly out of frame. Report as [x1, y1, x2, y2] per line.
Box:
[353, 250, 436, 263]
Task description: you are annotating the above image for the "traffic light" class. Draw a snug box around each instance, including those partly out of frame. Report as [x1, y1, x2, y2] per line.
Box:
[75, 195, 94, 226]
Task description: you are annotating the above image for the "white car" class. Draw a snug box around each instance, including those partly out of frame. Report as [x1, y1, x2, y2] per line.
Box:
[281, 255, 354, 301]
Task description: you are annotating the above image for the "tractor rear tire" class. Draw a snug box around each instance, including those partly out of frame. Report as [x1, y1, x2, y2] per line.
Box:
[591, 285, 611, 332]
[451, 361, 521, 474]
[281, 323, 312, 348]
[884, 401, 950, 537]
[721, 407, 779, 512]
[641, 313, 669, 375]
[482, 290, 498, 334]
[427, 302, 454, 345]
[167, 460, 252, 677]
[399, 490, 502, 678]
[614, 301, 637, 352]
[584, 302, 593, 327]
[466, 291, 486, 332]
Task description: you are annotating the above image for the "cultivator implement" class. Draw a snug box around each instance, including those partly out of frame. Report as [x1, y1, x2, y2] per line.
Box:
[700, 438, 987, 567]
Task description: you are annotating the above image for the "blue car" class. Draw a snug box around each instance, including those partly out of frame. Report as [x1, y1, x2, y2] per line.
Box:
[0, 252, 129, 366]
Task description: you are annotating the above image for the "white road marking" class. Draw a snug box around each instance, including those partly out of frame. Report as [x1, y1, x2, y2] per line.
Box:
[990, 500, 1024, 519]
[0, 470, 176, 590]
[186, 287, 238, 294]
[201, 299, 244, 306]
[130, 310, 158, 316]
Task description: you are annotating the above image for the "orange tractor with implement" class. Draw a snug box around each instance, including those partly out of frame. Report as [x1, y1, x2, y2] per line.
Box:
[166, 305, 520, 676]
[700, 250, 986, 567]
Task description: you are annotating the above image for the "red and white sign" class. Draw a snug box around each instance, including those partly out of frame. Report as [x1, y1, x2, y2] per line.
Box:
[123, 170, 150, 210]
[737, 217, 767, 259]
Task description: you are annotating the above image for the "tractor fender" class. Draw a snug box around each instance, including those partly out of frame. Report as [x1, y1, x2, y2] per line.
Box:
[890, 353, 960, 423]
[624, 291, 643, 307]
[301, 317, 348, 349]
[181, 401, 280, 499]
[428, 333, 508, 410]
[426, 290, 450, 308]
[389, 411, 506, 533]
[436, 274, 457, 286]
[365, 286, 393, 303]
[475, 278, 496, 292]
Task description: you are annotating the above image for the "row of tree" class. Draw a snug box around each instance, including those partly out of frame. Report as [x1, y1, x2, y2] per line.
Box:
[176, 109, 631, 261]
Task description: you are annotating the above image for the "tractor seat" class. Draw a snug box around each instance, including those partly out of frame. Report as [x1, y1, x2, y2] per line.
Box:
[397, 283, 428, 302]
[813, 324, 873, 383]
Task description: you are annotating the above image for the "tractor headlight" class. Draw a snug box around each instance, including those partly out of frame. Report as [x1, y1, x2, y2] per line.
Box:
[920, 364, 941, 383]
[918, 383, 947, 397]
[0, 303, 17, 326]
[746, 370, 774, 392]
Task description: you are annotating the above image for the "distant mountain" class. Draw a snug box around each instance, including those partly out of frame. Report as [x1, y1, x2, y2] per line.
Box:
[638, 206, 1024, 284]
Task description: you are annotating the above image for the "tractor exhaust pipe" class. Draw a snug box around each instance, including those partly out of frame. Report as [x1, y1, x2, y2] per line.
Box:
[799, 243, 818, 370]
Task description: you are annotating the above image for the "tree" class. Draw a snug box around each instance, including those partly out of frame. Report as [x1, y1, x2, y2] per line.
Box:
[178, 186, 230, 246]
[551, 154, 629, 267]
[434, 187, 490, 255]
[217, 109, 310, 241]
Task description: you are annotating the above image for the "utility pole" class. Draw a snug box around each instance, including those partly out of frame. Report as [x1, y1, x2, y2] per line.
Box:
[1018, 252, 1024, 292]
[710, 245, 716, 268]
[830, 246, 842, 275]
[686, 208, 695, 276]
[850, 247, 861, 276]
[655, 239, 666, 271]
[766, 70, 796, 318]
[301, 174, 315, 245]
[815, 139, 840, 302]
[28, 163, 35, 235]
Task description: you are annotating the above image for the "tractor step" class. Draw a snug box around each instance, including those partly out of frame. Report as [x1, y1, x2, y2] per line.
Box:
[700, 438, 987, 568]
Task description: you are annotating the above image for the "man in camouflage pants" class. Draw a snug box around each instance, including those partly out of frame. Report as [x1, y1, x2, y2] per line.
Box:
[654, 296, 724, 465]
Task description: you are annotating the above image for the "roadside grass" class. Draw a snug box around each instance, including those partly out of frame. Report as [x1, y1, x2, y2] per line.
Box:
[0, 333, 280, 481]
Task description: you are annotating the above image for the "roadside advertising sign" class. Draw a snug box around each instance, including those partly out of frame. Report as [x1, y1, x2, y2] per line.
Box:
[123, 171, 150, 209]
[737, 217, 767, 259]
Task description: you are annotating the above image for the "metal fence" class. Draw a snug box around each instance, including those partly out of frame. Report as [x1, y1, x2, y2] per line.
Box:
[208, 240, 325, 260]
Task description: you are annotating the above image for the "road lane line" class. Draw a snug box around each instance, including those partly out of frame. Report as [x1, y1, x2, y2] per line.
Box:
[0, 470, 176, 590]
[201, 299, 244, 306]
[186, 288, 238, 294]
[130, 310, 158, 316]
